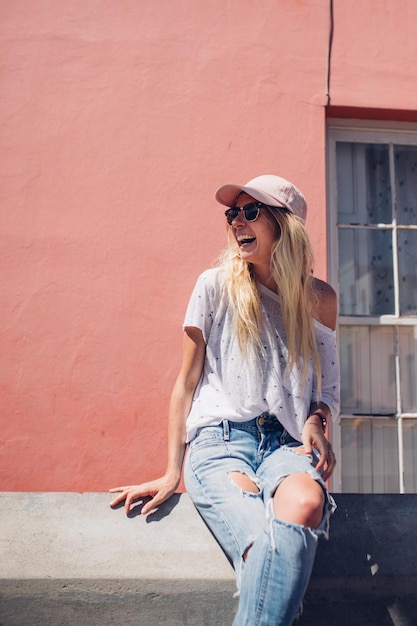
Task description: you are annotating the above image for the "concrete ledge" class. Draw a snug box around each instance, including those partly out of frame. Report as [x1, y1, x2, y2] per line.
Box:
[1, 492, 416, 625]
[1, 492, 236, 626]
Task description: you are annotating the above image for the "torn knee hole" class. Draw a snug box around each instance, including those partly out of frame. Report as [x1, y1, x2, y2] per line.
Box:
[228, 471, 260, 494]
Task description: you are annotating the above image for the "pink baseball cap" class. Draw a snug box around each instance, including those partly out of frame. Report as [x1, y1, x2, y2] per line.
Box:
[215, 174, 307, 222]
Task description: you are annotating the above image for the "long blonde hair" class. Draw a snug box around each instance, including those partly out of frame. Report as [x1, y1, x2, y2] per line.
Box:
[219, 207, 321, 388]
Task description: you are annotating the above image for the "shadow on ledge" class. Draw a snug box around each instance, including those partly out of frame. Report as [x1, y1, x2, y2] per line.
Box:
[300, 493, 417, 626]
[1, 492, 416, 626]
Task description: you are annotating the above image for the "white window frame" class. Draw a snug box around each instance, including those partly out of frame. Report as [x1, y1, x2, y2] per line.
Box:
[327, 119, 417, 493]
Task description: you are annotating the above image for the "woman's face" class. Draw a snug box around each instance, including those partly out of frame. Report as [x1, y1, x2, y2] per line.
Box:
[228, 193, 279, 271]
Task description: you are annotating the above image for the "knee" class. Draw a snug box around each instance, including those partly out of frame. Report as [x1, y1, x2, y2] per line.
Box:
[273, 473, 325, 528]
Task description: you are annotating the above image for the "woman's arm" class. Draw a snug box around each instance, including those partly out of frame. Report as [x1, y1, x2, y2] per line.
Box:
[302, 277, 339, 480]
[302, 409, 336, 482]
[109, 326, 206, 515]
[311, 277, 337, 330]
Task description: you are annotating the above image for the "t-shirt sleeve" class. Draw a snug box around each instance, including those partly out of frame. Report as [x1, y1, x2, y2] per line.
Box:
[311, 320, 340, 420]
[183, 270, 217, 343]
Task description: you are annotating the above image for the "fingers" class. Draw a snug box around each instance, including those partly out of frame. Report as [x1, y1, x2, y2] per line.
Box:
[141, 496, 159, 516]
[302, 440, 313, 455]
[302, 429, 337, 481]
[302, 431, 323, 462]
[301, 421, 323, 455]
[139, 485, 176, 515]
[108, 487, 129, 508]
[108, 485, 149, 514]
[109, 482, 172, 516]
[322, 444, 336, 482]
[123, 490, 143, 515]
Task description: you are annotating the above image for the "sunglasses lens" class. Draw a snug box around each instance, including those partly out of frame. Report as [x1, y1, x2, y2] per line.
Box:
[244, 204, 260, 221]
[225, 203, 262, 224]
[225, 208, 239, 224]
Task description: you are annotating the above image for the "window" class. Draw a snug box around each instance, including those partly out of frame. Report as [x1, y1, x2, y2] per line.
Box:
[327, 120, 417, 494]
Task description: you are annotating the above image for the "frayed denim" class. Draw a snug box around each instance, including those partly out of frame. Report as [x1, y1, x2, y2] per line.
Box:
[184, 413, 336, 626]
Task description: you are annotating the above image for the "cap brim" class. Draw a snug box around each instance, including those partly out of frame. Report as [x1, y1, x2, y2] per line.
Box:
[215, 184, 286, 209]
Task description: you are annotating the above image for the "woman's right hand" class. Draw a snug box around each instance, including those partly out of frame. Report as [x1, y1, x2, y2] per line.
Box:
[109, 474, 180, 515]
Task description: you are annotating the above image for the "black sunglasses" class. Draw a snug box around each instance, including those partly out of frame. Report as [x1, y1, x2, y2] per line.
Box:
[224, 202, 266, 225]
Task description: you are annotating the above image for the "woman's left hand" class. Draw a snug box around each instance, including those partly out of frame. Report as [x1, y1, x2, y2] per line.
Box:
[302, 420, 336, 482]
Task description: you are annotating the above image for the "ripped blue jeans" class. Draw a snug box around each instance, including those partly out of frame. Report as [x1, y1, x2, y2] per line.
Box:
[184, 413, 336, 626]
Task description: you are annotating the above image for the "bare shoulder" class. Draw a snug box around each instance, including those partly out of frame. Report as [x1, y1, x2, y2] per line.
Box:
[311, 277, 338, 330]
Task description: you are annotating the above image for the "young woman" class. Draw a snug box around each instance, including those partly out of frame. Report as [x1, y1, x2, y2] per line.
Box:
[110, 174, 340, 626]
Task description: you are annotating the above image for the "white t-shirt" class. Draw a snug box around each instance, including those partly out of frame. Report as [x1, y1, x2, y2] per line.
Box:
[183, 268, 340, 443]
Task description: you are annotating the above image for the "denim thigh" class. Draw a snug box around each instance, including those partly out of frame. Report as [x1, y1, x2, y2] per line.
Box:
[184, 419, 335, 579]
[184, 424, 266, 572]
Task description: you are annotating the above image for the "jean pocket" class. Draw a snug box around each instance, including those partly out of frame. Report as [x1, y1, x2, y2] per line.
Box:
[190, 426, 225, 449]
[189, 426, 230, 468]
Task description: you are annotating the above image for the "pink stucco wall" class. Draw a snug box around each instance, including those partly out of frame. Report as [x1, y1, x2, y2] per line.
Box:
[1, 0, 416, 491]
[331, 0, 417, 111]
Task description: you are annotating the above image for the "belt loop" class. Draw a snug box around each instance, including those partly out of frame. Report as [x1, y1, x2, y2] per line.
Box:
[222, 419, 230, 441]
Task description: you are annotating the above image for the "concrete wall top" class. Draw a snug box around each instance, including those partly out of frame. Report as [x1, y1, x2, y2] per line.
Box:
[1, 493, 417, 625]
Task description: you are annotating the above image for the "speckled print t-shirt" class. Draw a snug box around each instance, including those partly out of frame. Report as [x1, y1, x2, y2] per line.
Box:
[183, 268, 340, 443]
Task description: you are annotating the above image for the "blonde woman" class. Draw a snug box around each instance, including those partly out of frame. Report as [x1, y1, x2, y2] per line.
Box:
[110, 175, 340, 626]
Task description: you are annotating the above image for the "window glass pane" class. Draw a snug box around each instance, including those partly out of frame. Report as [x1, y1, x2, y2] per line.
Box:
[340, 326, 369, 414]
[336, 142, 391, 225]
[398, 230, 417, 315]
[395, 145, 417, 225]
[339, 228, 394, 315]
[332, 130, 417, 496]
[340, 325, 396, 415]
[398, 327, 417, 412]
[403, 419, 417, 493]
[341, 418, 399, 493]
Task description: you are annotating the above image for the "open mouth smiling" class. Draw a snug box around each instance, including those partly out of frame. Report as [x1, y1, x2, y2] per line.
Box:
[237, 234, 256, 246]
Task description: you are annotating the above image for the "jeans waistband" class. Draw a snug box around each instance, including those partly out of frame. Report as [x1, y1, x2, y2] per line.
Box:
[222, 413, 285, 441]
